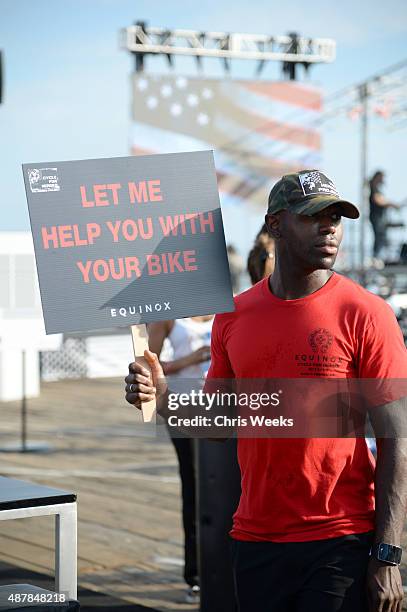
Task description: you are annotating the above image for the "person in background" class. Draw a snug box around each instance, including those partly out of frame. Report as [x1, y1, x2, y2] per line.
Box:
[247, 224, 275, 284]
[369, 170, 399, 265]
[227, 244, 245, 293]
[147, 315, 213, 604]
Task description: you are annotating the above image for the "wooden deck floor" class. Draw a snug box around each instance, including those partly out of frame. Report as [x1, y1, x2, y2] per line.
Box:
[0, 378, 196, 611]
[1, 377, 407, 610]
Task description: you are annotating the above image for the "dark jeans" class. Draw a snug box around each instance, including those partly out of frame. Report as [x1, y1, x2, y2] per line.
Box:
[171, 436, 198, 587]
[370, 213, 387, 257]
[230, 532, 373, 612]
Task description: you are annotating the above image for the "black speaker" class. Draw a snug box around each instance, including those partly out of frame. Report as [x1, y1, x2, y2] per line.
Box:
[197, 438, 241, 612]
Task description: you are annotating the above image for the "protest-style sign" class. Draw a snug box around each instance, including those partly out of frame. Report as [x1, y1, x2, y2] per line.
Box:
[22, 151, 235, 421]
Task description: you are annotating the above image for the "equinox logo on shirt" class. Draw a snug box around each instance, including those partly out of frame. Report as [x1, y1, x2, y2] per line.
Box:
[308, 328, 333, 353]
[294, 328, 345, 376]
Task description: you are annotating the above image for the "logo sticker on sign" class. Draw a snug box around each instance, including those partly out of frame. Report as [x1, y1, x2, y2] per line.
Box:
[28, 168, 60, 193]
[298, 171, 339, 198]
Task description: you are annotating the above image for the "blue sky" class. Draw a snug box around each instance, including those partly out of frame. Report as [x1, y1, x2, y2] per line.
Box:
[1, 0, 406, 256]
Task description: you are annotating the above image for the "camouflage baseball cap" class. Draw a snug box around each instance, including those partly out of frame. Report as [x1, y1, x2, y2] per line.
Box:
[267, 170, 360, 219]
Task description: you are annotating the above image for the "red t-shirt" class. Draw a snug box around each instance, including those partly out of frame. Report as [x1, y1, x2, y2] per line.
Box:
[206, 272, 407, 542]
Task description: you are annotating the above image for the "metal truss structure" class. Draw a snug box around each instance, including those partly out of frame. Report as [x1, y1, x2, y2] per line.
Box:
[121, 24, 336, 66]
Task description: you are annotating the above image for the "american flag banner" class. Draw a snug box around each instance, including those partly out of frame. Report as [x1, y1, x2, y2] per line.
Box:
[131, 74, 322, 208]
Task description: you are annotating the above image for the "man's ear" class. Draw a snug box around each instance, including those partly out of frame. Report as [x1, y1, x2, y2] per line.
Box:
[265, 213, 281, 239]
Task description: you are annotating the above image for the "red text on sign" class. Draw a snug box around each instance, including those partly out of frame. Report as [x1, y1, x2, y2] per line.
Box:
[80, 184, 122, 207]
[76, 257, 142, 283]
[105, 218, 153, 241]
[146, 251, 198, 275]
[159, 212, 214, 236]
[75, 250, 198, 283]
[41, 224, 101, 249]
[128, 180, 162, 203]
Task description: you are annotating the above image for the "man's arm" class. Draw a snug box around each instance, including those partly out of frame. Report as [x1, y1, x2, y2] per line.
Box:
[355, 298, 407, 610]
[366, 399, 407, 612]
[370, 399, 407, 546]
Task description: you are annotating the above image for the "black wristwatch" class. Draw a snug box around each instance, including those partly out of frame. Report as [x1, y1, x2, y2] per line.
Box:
[371, 543, 402, 566]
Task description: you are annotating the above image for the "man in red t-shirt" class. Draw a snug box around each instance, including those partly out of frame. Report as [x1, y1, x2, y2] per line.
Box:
[125, 170, 407, 612]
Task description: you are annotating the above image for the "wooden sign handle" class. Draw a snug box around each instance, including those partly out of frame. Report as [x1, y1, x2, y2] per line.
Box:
[131, 324, 156, 423]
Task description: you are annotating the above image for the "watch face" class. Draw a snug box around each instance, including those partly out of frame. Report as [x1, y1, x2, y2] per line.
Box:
[377, 543, 402, 565]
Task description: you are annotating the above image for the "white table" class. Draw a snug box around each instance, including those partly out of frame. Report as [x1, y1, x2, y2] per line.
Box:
[0, 477, 77, 599]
